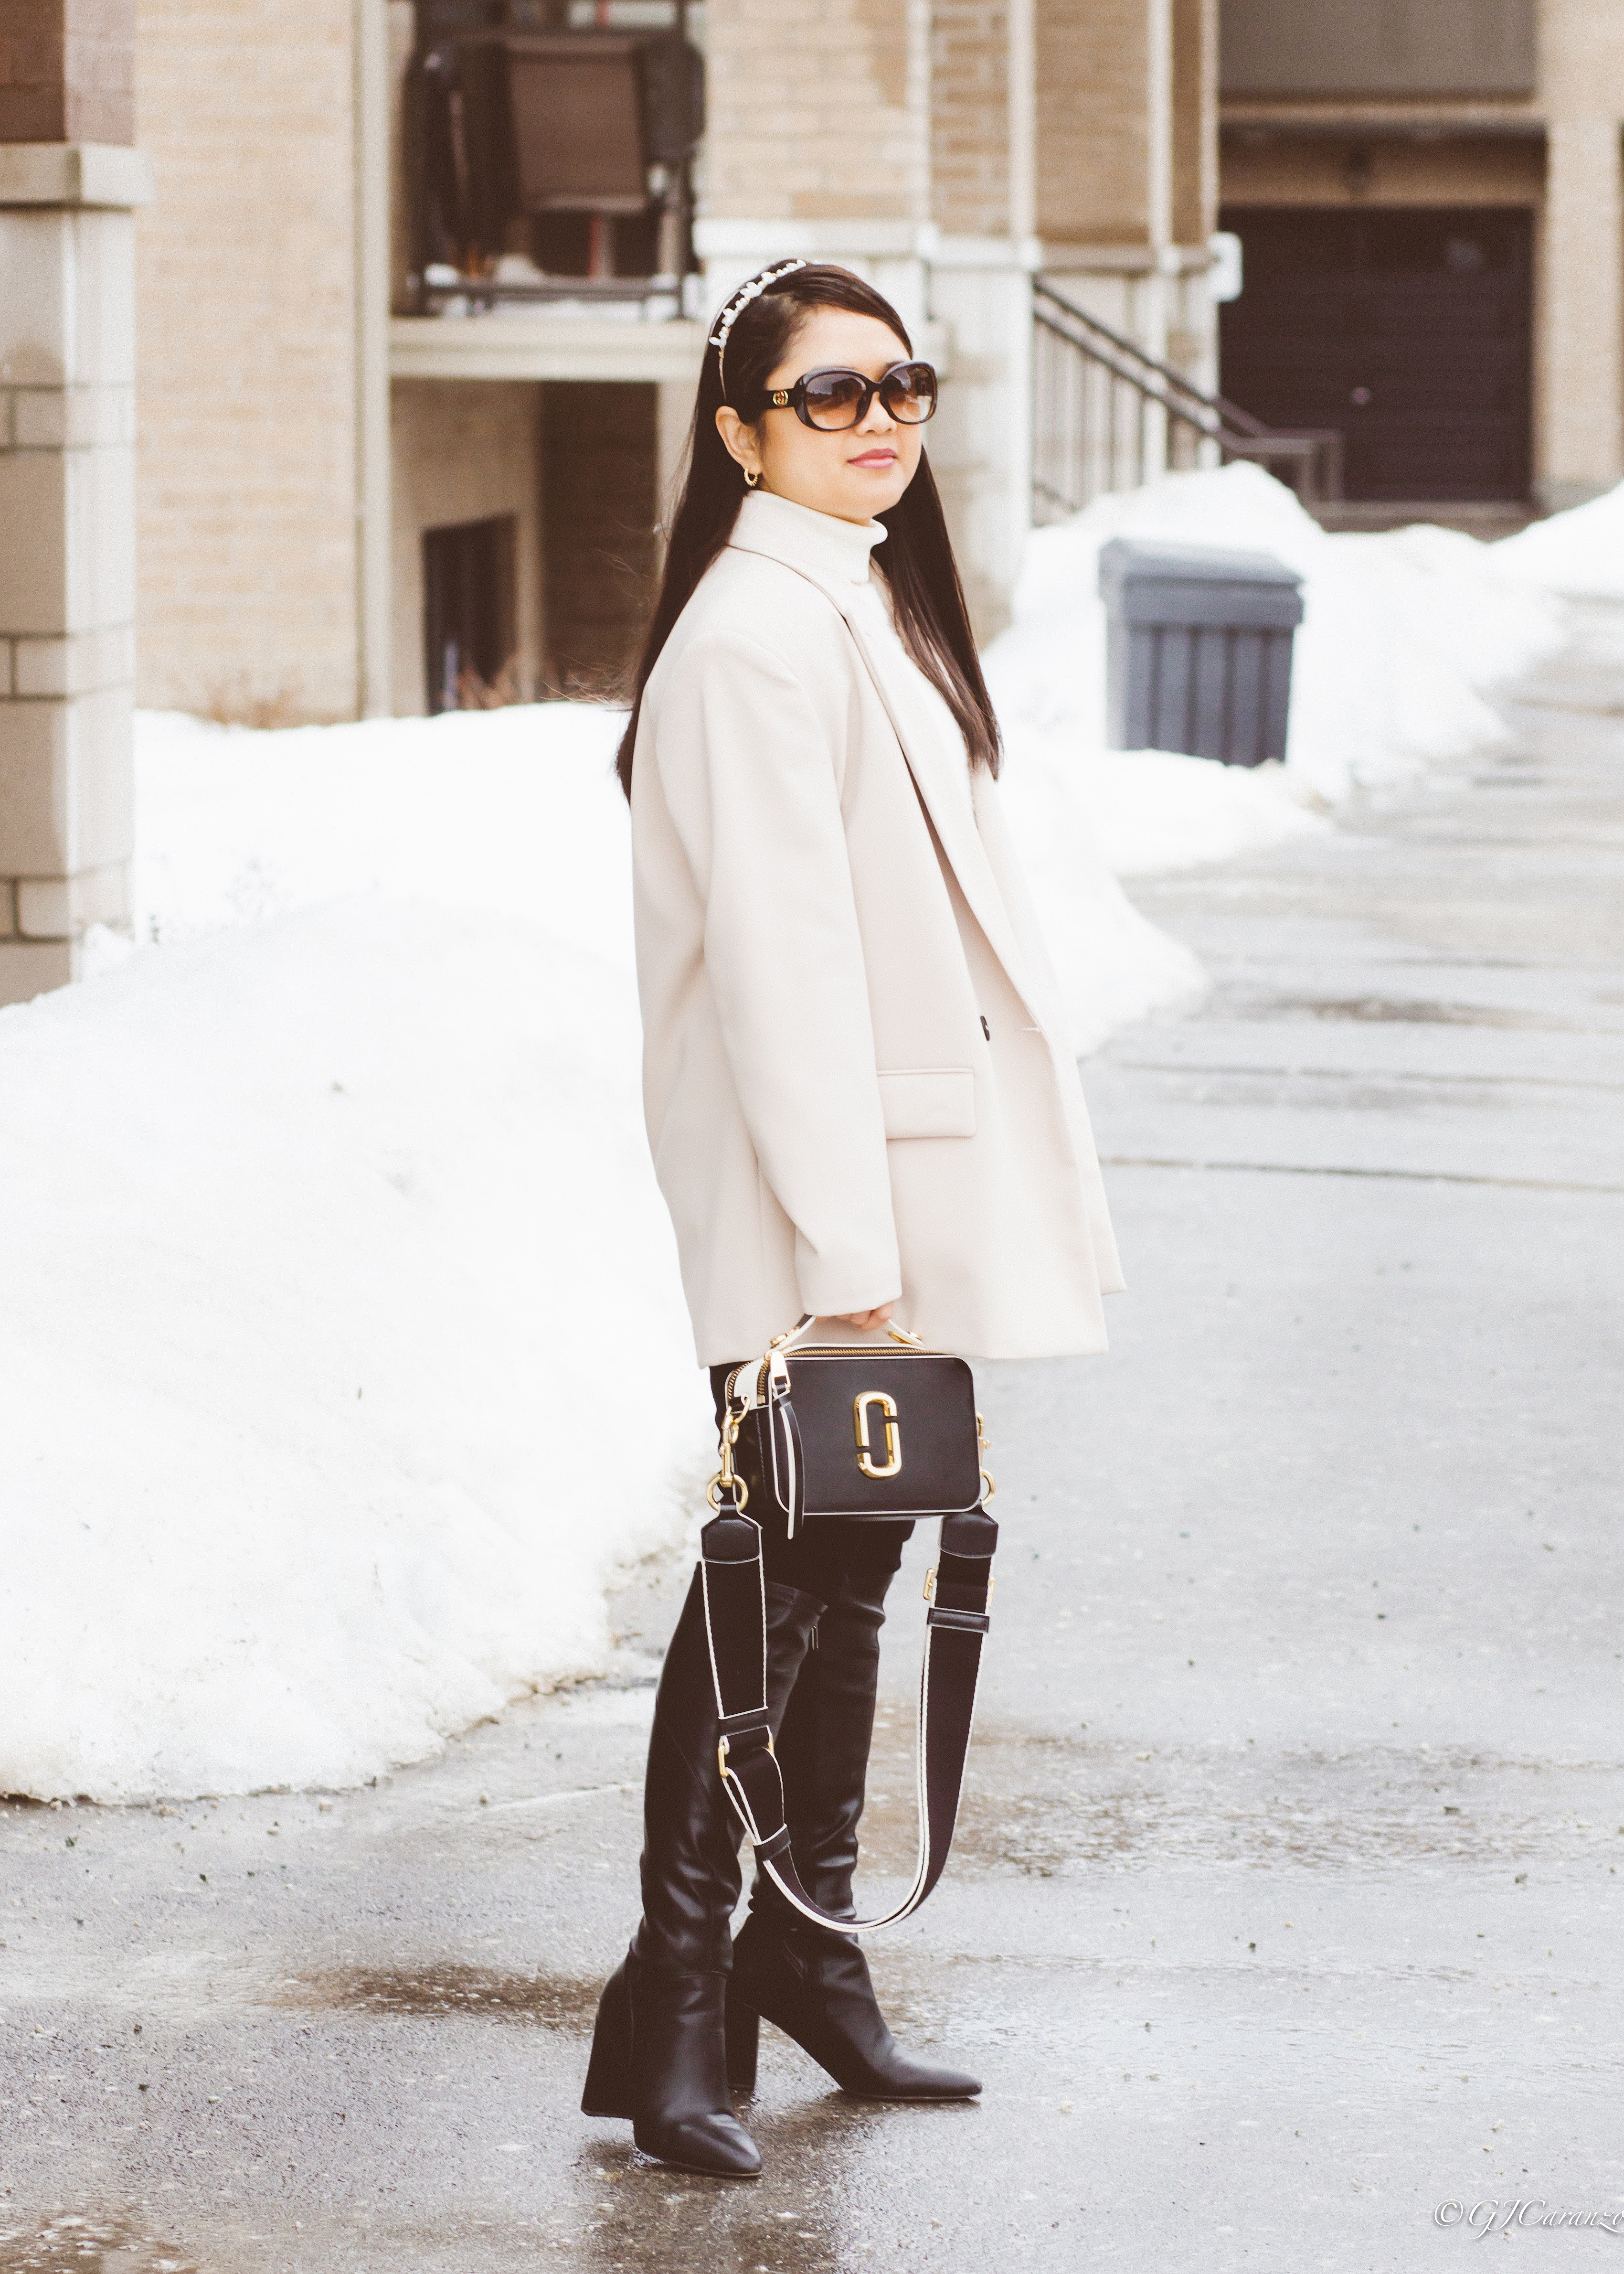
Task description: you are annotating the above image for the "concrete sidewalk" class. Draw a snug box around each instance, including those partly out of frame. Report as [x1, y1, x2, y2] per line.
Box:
[3, 654, 1622, 2273]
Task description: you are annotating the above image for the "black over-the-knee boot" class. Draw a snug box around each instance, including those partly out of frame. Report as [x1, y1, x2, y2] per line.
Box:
[581, 1567, 823, 2174]
[725, 1536, 981, 2101]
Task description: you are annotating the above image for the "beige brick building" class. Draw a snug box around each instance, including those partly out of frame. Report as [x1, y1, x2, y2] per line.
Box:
[3, 0, 1623, 1003]
[115, 0, 1228, 749]
[134, 0, 368, 722]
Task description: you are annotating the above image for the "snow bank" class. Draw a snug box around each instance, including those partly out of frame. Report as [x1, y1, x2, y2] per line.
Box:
[0, 711, 712, 1802]
[995, 720, 1208, 1050]
[1006, 725, 1324, 881]
[1493, 479, 1624, 600]
[985, 462, 1568, 812]
[127, 702, 1205, 1063]
[130, 702, 636, 947]
[1, 699, 1203, 1800]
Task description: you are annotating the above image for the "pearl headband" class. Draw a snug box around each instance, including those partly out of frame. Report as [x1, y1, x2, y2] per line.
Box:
[708, 258, 811, 398]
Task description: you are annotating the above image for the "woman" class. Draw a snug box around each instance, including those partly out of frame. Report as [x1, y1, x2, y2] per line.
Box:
[582, 261, 1122, 2176]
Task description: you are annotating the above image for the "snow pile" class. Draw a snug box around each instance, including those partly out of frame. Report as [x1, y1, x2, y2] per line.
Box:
[985, 461, 1569, 811]
[131, 703, 635, 948]
[127, 703, 1204, 1065]
[1006, 730, 1323, 880]
[1, 699, 1204, 1800]
[993, 724, 1208, 1050]
[0, 711, 712, 1803]
[1493, 479, 1624, 600]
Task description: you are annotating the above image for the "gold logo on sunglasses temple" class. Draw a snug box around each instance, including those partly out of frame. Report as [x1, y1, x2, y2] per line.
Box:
[764, 363, 938, 431]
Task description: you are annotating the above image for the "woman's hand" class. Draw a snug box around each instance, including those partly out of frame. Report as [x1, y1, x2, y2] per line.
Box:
[836, 1303, 895, 1331]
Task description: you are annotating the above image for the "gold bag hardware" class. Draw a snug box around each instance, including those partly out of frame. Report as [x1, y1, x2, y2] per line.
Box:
[853, 1389, 902, 1479]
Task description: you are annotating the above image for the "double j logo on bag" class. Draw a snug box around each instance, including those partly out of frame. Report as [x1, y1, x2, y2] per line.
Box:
[853, 1391, 902, 1479]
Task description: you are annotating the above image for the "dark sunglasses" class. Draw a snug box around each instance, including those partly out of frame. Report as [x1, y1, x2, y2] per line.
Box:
[764, 361, 939, 431]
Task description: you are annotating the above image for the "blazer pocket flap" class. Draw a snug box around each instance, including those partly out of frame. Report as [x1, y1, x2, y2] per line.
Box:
[878, 1067, 977, 1140]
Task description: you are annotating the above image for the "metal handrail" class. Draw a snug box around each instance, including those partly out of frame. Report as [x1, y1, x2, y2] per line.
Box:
[1032, 278, 1344, 522]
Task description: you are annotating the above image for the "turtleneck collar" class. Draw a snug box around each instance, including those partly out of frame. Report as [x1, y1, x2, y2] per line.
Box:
[728, 487, 884, 588]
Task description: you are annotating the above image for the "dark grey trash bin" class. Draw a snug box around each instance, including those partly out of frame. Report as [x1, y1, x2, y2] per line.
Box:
[1099, 537, 1305, 766]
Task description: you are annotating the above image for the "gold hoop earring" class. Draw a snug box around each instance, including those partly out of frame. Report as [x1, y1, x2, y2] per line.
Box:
[743, 466, 760, 490]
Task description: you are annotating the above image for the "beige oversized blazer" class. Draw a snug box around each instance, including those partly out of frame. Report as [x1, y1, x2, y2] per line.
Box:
[630, 487, 1124, 1366]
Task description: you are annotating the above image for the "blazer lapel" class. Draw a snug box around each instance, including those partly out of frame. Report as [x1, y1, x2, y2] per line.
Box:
[829, 592, 1049, 1028]
[729, 507, 1049, 1027]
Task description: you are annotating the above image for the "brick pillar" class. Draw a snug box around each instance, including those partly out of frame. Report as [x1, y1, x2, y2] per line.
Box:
[0, 2, 146, 1004]
[695, 0, 944, 564]
[1030, 0, 1217, 462]
[927, 0, 1034, 642]
[1540, 122, 1624, 510]
[0, 0, 134, 145]
[1537, 0, 1624, 510]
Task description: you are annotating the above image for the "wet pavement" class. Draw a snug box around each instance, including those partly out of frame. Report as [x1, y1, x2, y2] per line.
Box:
[4, 635, 1624, 2271]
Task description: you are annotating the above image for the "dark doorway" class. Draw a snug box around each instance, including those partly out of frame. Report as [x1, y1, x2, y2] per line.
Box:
[423, 514, 517, 712]
[1218, 207, 1534, 502]
[539, 381, 658, 698]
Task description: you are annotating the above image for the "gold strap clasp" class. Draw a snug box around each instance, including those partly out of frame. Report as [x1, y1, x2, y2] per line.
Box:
[705, 1403, 749, 1512]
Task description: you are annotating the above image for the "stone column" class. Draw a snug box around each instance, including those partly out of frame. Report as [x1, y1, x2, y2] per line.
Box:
[1168, 0, 1219, 391]
[696, 0, 934, 363]
[0, 1, 147, 1003]
[927, 0, 1036, 643]
[1537, 0, 1624, 510]
[1539, 120, 1624, 510]
[695, 2, 968, 577]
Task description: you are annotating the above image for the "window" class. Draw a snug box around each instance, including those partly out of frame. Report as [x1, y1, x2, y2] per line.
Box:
[539, 382, 657, 697]
[423, 515, 518, 713]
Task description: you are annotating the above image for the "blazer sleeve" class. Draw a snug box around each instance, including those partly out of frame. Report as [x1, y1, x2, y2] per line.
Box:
[650, 625, 902, 1318]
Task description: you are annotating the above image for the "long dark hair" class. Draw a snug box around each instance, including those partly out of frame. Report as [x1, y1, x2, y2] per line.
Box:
[614, 263, 1000, 796]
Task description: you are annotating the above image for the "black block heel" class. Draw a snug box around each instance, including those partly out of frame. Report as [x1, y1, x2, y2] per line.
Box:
[581, 1959, 635, 2118]
[724, 1991, 761, 2094]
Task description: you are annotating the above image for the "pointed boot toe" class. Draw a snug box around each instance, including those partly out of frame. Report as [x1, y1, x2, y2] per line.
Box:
[633, 2106, 762, 2178]
[848, 2045, 981, 2101]
[621, 1961, 763, 2176]
[585, 1958, 764, 2174]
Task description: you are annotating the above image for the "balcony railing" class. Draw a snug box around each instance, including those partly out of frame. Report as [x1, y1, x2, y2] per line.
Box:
[1032, 280, 1344, 524]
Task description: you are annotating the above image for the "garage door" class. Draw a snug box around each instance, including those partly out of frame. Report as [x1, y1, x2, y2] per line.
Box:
[1218, 207, 1533, 502]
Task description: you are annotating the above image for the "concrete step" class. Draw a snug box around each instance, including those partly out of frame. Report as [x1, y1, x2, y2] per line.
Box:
[1312, 500, 1540, 541]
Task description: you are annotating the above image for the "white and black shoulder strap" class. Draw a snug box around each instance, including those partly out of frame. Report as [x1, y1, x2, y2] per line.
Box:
[698, 1482, 998, 1939]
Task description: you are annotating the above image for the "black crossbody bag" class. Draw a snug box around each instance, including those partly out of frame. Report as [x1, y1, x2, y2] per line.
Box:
[699, 1317, 998, 1937]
